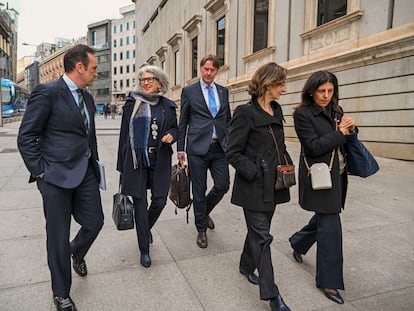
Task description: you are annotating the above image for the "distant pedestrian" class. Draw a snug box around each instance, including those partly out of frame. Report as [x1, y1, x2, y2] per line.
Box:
[111, 103, 117, 119]
[116, 65, 178, 268]
[288, 71, 356, 305]
[17, 44, 104, 311]
[104, 103, 109, 119]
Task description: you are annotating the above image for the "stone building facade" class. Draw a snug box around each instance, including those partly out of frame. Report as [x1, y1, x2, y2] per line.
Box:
[133, 0, 414, 160]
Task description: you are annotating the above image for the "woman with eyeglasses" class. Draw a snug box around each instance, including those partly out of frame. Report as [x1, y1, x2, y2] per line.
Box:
[116, 65, 178, 268]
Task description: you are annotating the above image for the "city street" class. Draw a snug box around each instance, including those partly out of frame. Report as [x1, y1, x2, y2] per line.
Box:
[1, 116, 413, 311]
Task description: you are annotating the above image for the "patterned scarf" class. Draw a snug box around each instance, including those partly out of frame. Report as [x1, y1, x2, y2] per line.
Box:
[129, 91, 160, 169]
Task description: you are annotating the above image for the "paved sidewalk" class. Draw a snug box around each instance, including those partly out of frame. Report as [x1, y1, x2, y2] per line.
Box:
[0, 115, 413, 311]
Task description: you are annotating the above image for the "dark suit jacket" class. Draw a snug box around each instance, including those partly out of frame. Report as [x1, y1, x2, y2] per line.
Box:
[18, 76, 100, 189]
[177, 81, 231, 155]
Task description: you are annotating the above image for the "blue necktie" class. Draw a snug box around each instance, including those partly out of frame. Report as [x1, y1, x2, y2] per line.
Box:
[208, 85, 217, 117]
[77, 89, 89, 135]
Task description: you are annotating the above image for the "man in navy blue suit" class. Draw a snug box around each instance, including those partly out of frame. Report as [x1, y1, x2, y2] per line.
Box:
[177, 55, 231, 248]
[18, 44, 104, 311]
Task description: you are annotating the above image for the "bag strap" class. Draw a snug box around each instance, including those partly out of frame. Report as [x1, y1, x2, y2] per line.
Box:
[304, 149, 335, 174]
[268, 125, 288, 165]
[303, 113, 340, 174]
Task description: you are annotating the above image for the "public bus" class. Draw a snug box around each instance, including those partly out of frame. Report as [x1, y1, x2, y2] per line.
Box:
[1, 78, 30, 118]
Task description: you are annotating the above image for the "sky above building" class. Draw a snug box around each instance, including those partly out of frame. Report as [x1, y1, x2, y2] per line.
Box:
[9, 0, 132, 58]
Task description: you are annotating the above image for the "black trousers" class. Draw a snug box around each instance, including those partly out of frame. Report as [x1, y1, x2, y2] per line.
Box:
[289, 213, 344, 290]
[240, 208, 280, 300]
[132, 152, 167, 255]
[37, 163, 104, 297]
[188, 143, 229, 232]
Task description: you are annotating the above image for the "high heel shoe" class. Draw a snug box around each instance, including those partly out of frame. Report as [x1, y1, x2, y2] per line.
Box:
[269, 294, 291, 311]
[322, 288, 344, 304]
[140, 254, 151, 268]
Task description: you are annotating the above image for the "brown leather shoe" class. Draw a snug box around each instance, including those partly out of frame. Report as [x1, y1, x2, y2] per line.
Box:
[196, 232, 208, 248]
[206, 216, 215, 230]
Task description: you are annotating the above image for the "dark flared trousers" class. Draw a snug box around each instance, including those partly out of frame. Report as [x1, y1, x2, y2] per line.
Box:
[289, 213, 344, 290]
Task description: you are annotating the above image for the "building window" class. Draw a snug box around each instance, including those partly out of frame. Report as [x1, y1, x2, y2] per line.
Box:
[113, 25, 116, 33]
[120, 38, 123, 47]
[133, 64, 136, 72]
[113, 81, 117, 90]
[126, 79, 130, 88]
[120, 24, 123, 32]
[216, 16, 225, 66]
[113, 39, 117, 48]
[191, 37, 198, 78]
[133, 21, 136, 29]
[126, 22, 130, 31]
[120, 66, 123, 74]
[113, 53, 117, 61]
[126, 36, 130, 45]
[126, 51, 130, 59]
[317, 0, 347, 26]
[120, 80, 123, 89]
[114, 67, 117, 75]
[126, 65, 130, 73]
[120, 52, 123, 60]
[174, 50, 180, 85]
[253, 0, 269, 52]
[133, 35, 136, 44]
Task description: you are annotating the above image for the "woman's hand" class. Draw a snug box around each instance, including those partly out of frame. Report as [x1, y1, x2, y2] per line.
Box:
[339, 116, 356, 134]
[161, 133, 173, 144]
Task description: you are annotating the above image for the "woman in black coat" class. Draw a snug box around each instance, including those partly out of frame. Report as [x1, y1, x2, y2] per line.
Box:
[288, 71, 355, 304]
[227, 62, 293, 311]
[117, 65, 178, 268]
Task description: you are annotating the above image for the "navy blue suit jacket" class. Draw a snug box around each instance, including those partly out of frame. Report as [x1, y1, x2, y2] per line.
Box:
[177, 81, 231, 155]
[18, 76, 100, 189]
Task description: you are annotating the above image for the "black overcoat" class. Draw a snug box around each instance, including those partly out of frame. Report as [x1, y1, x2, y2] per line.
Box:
[294, 102, 348, 214]
[227, 98, 292, 211]
[116, 95, 178, 198]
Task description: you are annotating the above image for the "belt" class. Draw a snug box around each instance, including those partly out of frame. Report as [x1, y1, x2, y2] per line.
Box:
[211, 139, 219, 144]
[147, 147, 158, 153]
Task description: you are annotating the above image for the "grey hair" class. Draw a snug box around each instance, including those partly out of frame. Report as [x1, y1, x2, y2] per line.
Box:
[136, 65, 169, 94]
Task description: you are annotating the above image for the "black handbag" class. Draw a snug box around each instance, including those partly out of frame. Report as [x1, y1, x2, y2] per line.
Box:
[269, 126, 296, 190]
[112, 182, 134, 230]
[345, 131, 379, 178]
[169, 161, 192, 223]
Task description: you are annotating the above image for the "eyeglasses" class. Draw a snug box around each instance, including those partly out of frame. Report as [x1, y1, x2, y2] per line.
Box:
[139, 77, 159, 84]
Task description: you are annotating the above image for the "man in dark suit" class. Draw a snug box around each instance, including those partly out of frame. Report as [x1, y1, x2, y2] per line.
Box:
[177, 54, 231, 248]
[18, 44, 104, 311]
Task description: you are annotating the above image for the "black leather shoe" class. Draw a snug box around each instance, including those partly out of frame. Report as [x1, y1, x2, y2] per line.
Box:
[239, 268, 259, 285]
[323, 289, 344, 304]
[196, 232, 208, 248]
[292, 250, 303, 263]
[270, 295, 291, 311]
[206, 216, 215, 230]
[140, 254, 151, 268]
[54, 296, 77, 311]
[72, 256, 87, 277]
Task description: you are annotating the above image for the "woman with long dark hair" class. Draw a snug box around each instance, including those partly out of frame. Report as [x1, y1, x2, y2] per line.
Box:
[289, 71, 355, 304]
